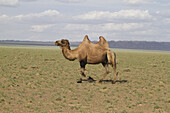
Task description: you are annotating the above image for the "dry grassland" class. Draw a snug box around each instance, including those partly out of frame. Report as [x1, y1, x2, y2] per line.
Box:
[0, 46, 169, 113]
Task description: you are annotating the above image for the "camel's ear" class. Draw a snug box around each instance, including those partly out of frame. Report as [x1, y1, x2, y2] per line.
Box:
[61, 39, 65, 44]
[61, 39, 70, 46]
[61, 39, 68, 43]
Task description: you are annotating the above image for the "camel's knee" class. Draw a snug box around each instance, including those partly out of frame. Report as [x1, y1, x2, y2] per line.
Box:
[80, 71, 86, 77]
[116, 72, 119, 76]
[106, 71, 110, 74]
[80, 68, 86, 72]
[79, 68, 86, 76]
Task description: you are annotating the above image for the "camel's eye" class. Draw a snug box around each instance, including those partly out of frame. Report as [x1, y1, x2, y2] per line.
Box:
[61, 40, 65, 44]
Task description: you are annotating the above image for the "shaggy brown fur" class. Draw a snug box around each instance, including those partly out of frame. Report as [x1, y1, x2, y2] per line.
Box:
[55, 35, 118, 83]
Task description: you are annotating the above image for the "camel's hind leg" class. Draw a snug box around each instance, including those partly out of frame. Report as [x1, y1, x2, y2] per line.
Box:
[99, 63, 110, 83]
[111, 52, 118, 84]
[107, 51, 118, 84]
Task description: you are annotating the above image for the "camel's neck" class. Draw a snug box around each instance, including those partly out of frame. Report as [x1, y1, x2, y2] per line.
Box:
[61, 46, 77, 61]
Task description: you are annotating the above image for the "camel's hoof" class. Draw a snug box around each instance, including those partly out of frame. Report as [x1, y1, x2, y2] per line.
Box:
[77, 79, 82, 83]
[77, 80, 82, 83]
[98, 80, 103, 83]
[112, 81, 116, 84]
[88, 77, 95, 82]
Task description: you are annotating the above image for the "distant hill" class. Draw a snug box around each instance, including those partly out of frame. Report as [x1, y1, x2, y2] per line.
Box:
[108, 41, 170, 51]
[71, 41, 170, 51]
[0, 40, 53, 46]
[0, 40, 170, 51]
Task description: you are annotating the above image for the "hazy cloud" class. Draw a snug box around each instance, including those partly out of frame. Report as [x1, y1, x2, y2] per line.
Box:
[123, 0, 155, 6]
[0, 0, 19, 6]
[0, 0, 170, 42]
[0, 14, 9, 20]
[15, 10, 60, 19]
[74, 10, 152, 20]
[31, 24, 55, 32]
[161, 2, 170, 7]
[64, 23, 148, 32]
[20, 0, 38, 2]
[55, 0, 86, 3]
[0, 10, 60, 23]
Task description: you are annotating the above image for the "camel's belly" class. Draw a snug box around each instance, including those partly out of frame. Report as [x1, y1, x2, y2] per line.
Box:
[87, 54, 107, 64]
[80, 47, 108, 64]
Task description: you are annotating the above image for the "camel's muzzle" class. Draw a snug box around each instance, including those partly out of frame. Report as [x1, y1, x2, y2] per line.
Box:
[55, 41, 62, 46]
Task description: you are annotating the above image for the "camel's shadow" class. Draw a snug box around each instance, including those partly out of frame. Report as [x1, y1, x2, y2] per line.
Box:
[101, 80, 128, 84]
[80, 77, 127, 84]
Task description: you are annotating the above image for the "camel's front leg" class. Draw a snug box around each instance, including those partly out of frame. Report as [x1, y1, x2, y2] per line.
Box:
[77, 67, 86, 83]
[99, 63, 110, 83]
[77, 61, 86, 83]
[77, 61, 94, 83]
[80, 68, 86, 77]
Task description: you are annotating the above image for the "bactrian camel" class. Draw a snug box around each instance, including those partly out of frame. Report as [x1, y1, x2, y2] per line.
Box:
[55, 35, 118, 84]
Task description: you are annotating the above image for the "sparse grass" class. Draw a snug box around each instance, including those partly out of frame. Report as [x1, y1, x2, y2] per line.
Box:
[0, 46, 170, 113]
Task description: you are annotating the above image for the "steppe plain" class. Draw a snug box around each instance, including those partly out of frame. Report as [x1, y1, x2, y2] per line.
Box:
[0, 45, 169, 113]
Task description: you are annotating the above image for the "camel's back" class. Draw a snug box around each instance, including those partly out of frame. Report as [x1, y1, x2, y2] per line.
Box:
[78, 36, 108, 55]
[97, 36, 109, 49]
[76, 35, 110, 63]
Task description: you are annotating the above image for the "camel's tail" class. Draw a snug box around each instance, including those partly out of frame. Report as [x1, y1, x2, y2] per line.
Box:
[107, 50, 117, 83]
[107, 50, 116, 68]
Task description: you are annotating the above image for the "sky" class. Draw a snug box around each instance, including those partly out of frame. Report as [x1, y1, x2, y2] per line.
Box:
[0, 0, 170, 42]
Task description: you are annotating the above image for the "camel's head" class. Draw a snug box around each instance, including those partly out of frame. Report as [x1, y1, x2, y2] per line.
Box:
[55, 39, 70, 47]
